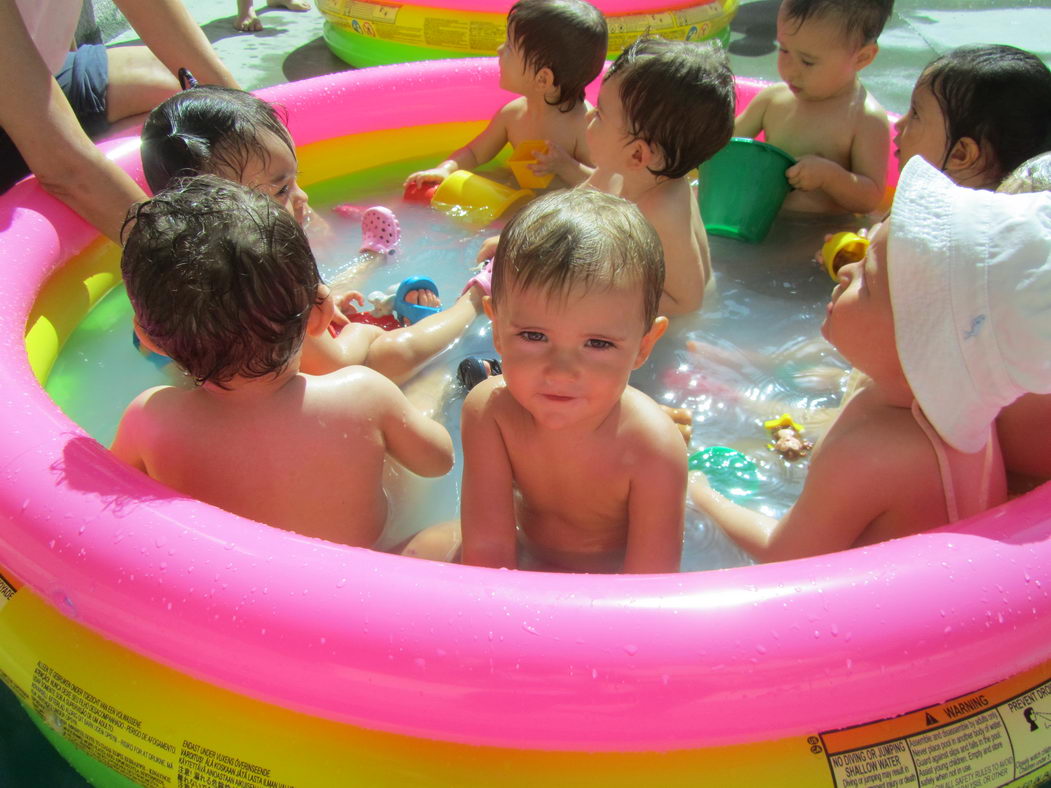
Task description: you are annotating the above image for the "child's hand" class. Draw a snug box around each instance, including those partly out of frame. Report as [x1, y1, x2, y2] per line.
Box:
[405, 164, 455, 189]
[335, 288, 366, 317]
[530, 142, 570, 177]
[786, 155, 836, 192]
[476, 235, 500, 263]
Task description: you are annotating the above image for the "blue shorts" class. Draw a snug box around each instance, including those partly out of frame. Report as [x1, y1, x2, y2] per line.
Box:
[0, 44, 110, 193]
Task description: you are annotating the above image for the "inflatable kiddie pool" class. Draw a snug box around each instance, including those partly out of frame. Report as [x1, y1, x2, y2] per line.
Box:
[317, 0, 739, 68]
[1, 60, 1050, 788]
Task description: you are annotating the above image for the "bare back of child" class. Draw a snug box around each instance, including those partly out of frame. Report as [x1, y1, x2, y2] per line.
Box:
[112, 177, 454, 547]
[141, 85, 488, 386]
[405, 0, 607, 189]
[735, 0, 891, 215]
[584, 36, 735, 315]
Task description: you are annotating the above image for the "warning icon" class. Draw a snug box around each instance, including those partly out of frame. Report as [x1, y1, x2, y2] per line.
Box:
[925, 712, 939, 726]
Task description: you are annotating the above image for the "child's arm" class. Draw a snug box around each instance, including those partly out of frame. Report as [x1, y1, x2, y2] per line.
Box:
[689, 430, 887, 562]
[733, 87, 773, 139]
[459, 381, 518, 569]
[624, 440, 687, 573]
[300, 323, 384, 376]
[405, 106, 513, 187]
[647, 202, 706, 315]
[786, 110, 889, 215]
[374, 373, 454, 477]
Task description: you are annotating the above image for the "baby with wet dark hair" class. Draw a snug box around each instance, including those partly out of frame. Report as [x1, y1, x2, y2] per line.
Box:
[112, 175, 454, 546]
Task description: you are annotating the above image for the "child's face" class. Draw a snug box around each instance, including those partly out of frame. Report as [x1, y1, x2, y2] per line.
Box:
[487, 281, 665, 431]
[893, 80, 949, 172]
[775, 8, 873, 101]
[497, 35, 531, 94]
[821, 222, 901, 379]
[586, 76, 631, 170]
[235, 131, 310, 226]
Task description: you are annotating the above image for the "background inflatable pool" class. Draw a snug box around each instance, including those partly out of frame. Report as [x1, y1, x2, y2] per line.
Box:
[1, 60, 1050, 787]
[318, 0, 739, 67]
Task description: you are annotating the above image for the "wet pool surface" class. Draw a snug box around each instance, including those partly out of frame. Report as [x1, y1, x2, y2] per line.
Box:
[5, 0, 1050, 783]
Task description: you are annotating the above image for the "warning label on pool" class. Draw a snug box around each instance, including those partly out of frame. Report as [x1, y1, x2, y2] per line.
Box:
[820, 663, 1051, 787]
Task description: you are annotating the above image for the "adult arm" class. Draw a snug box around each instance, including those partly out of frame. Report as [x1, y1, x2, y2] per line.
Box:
[0, 0, 146, 242]
[114, 0, 239, 88]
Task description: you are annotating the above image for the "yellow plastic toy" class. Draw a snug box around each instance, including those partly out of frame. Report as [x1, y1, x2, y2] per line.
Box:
[508, 140, 555, 189]
[821, 231, 870, 280]
[431, 169, 533, 227]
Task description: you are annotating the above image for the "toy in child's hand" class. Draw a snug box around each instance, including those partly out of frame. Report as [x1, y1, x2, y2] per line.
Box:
[763, 414, 813, 460]
[821, 231, 870, 280]
[346, 289, 401, 331]
[403, 181, 439, 204]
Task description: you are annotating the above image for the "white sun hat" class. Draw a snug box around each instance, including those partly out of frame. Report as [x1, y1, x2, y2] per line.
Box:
[888, 155, 1051, 453]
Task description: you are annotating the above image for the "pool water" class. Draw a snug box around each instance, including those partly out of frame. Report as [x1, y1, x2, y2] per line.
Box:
[45, 168, 856, 574]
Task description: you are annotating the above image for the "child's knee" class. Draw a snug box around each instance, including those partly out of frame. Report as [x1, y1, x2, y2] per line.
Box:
[400, 521, 462, 563]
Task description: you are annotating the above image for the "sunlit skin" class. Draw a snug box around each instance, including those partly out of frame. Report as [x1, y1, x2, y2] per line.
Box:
[228, 133, 485, 384]
[691, 221, 1006, 561]
[733, 6, 888, 214]
[892, 78, 996, 188]
[404, 32, 595, 189]
[457, 281, 687, 573]
[112, 286, 454, 547]
[582, 75, 710, 315]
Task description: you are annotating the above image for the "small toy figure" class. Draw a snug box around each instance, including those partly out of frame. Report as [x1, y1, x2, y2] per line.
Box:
[763, 414, 813, 460]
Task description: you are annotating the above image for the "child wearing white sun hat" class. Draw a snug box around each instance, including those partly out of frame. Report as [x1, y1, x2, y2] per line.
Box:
[690, 154, 1051, 562]
[889, 155, 1051, 454]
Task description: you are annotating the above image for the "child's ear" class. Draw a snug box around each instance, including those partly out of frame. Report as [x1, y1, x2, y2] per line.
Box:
[633, 316, 668, 370]
[133, 320, 168, 358]
[627, 138, 657, 172]
[306, 284, 335, 338]
[534, 66, 555, 94]
[945, 136, 986, 178]
[483, 296, 505, 353]
[853, 42, 878, 72]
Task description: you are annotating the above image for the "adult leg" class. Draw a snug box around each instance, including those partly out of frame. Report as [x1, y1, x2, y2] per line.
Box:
[104, 46, 180, 124]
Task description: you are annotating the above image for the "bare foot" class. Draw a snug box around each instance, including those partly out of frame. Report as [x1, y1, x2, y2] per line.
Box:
[235, 0, 263, 30]
[267, 0, 311, 10]
[662, 405, 693, 445]
[399, 288, 442, 326]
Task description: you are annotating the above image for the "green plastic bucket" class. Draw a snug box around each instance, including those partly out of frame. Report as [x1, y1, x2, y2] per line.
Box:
[698, 138, 796, 243]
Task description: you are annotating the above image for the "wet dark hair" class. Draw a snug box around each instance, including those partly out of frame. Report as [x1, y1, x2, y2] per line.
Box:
[506, 0, 607, 112]
[492, 188, 664, 327]
[121, 175, 321, 387]
[605, 37, 735, 180]
[140, 86, 294, 194]
[781, 0, 893, 46]
[919, 45, 1051, 182]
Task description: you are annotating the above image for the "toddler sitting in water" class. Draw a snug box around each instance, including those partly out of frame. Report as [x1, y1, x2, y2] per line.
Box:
[735, 0, 892, 215]
[894, 44, 1051, 189]
[111, 176, 454, 546]
[408, 189, 686, 573]
[404, 0, 607, 190]
[692, 156, 1051, 561]
[583, 36, 734, 315]
[141, 85, 489, 384]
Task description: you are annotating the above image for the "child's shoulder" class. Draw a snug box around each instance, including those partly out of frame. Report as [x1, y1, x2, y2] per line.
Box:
[619, 387, 687, 460]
